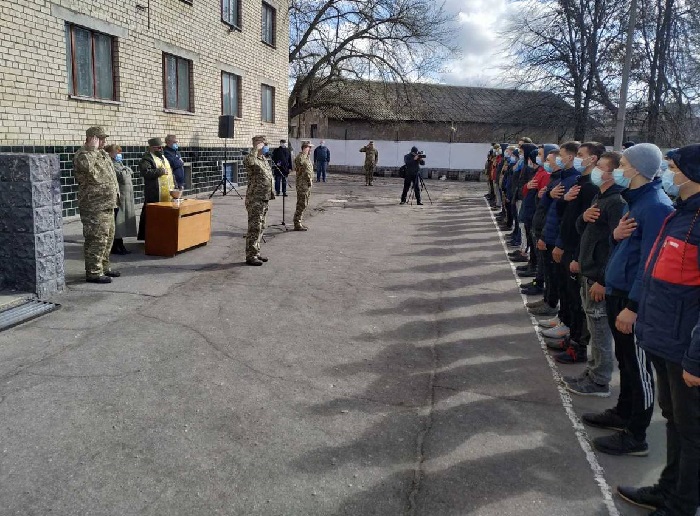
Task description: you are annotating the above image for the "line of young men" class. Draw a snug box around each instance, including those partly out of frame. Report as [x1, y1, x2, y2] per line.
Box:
[485, 141, 700, 516]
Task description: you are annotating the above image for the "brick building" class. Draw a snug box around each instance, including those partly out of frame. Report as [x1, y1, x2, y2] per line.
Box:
[0, 0, 289, 216]
[291, 80, 577, 144]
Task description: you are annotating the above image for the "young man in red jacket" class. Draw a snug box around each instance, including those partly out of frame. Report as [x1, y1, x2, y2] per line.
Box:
[617, 144, 700, 516]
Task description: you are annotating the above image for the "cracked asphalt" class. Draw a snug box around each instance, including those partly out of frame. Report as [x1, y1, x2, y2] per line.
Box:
[0, 174, 663, 515]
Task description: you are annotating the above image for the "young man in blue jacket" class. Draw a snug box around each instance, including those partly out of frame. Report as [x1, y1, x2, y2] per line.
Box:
[535, 142, 581, 325]
[583, 143, 674, 456]
[617, 144, 700, 516]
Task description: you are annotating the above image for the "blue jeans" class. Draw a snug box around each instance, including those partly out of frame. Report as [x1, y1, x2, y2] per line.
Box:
[316, 161, 328, 181]
[581, 277, 613, 385]
[274, 174, 287, 194]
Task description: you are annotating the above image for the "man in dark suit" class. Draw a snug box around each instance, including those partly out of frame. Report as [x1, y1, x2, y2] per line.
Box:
[271, 139, 292, 196]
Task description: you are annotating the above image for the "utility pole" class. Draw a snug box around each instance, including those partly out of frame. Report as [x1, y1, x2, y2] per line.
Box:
[614, 0, 638, 150]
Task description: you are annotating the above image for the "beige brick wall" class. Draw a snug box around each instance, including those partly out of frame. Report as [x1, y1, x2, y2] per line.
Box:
[0, 0, 289, 148]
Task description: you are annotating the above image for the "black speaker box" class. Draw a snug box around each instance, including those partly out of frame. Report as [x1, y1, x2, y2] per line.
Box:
[218, 115, 235, 138]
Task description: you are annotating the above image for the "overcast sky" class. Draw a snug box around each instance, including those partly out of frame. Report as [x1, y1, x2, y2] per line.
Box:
[439, 0, 515, 87]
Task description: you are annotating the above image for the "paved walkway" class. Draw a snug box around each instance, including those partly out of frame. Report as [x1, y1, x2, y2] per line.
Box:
[0, 175, 663, 515]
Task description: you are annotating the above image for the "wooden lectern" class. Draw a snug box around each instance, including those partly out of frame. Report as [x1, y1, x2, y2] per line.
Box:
[144, 199, 213, 257]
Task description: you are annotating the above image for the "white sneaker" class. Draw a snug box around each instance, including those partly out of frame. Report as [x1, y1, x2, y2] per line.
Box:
[538, 317, 560, 329]
[541, 323, 570, 339]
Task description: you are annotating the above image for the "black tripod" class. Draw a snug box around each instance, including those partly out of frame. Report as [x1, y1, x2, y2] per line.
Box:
[407, 173, 433, 205]
[267, 159, 290, 231]
[210, 138, 243, 199]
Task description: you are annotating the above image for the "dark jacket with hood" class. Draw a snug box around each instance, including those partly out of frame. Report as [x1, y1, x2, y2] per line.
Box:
[576, 184, 627, 284]
[533, 168, 561, 238]
[637, 192, 700, 374]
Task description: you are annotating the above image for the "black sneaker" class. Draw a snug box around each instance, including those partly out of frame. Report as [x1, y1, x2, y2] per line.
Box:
[593, 431, 648, 456]
[554, 344, 587, 364]
[521, 285, 545, 296]
[617, 485, 664, 511]
[86, 275, 112, 284]
[105, 269, 121, 278]
[581, 408, 628, 432]
[518, 269, 537, 278]
[246, 257, 263, 266]
[516, 264, 533, 272]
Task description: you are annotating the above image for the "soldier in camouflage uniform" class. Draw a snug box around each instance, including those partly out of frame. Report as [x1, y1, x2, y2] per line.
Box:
[293, 140, 314, 231]
[244, 135, 275, 266]
[73, 126, 121, 283]
[360, 141, 379, 186]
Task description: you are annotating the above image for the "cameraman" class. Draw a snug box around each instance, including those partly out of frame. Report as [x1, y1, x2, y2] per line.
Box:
[400, 146, 425, 205]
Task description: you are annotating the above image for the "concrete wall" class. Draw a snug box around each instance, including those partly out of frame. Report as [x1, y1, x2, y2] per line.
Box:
[291, 139, 491, 171]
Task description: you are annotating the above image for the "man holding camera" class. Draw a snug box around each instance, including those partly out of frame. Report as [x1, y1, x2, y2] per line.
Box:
[400, 146, 425, 205]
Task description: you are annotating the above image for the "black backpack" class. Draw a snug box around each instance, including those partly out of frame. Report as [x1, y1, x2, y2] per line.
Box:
[398, 165, 407, 178]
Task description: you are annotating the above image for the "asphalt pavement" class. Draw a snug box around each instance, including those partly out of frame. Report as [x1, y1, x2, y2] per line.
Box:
[0, 174, 663, 515]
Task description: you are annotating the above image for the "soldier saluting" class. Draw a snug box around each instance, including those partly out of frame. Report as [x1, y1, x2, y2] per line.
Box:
[72, 126, 121, 283]
[293, 140, 314, 231]
[244, 135, 275, 266]
[360, 141, 378, 186]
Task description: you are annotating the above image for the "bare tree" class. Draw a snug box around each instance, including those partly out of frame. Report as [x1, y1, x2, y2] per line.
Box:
[501, 0, 627, 141]
[289, 0, 457, 119]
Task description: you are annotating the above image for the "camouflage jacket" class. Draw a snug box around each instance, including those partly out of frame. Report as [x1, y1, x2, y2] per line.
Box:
[73, 145, 119, 213]
[244, 152, 274, 202]
[294, 153, 314, 189]
[360, 146, 378, 166]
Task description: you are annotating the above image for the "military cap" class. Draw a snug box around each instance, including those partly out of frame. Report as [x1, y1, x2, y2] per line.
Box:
[86, 126, 109, 138]
[252, 135, 267, 145]
[148, 137, 164, 147]
[301, 140, 314, 148]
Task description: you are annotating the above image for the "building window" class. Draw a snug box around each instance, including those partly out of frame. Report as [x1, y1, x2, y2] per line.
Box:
[163, 53, 193, 112]
[65, 24, 116, 100]
[223, 0, 240, 28]
[262, 2, 276, 46]
[261, 84, 275, 123]
[310, 124, 318, 138]
[222, 72, 241, 117]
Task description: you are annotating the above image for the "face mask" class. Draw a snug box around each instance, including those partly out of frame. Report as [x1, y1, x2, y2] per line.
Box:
[115, 153, 123, 163]
[661, 170, 690, 197]
[613, 168, 631, 188]
[508, 156, 517, 164]
[171, 143, 179, 151]
[536, 157, 543, 166]
[262, 145, 270, 155]
[543, 163, 553, 173]
[281, 143, 287, 148]
[590, 167, 609, 187]
[659, 160, 669, 173]
[555, 156, 565, 168]
[573, 157, 586, 172]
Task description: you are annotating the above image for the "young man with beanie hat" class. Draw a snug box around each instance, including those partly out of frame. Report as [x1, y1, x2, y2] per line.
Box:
[617, 144, 700, 515]
[583, 142, 674, 456]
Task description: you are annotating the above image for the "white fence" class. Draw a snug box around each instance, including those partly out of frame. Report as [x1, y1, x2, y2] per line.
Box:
[290, 139, 491, 170]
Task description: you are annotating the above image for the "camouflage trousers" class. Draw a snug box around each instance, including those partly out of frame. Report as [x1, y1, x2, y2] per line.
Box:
[82, 208, 115, 278]
[364, 164, 375, 185]
[294, 187, 311, 227]
[246, 200, 269, 259]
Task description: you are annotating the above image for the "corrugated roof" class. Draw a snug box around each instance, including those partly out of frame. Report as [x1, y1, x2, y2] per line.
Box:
[317, 81, 575, 126]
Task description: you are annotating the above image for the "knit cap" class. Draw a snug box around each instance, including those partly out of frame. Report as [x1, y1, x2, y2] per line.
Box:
[667, 144, 700, 184]
[623, 143, 662, 179]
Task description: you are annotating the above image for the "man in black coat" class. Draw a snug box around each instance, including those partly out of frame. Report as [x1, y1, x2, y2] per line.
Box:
[164, 134, 185, 189]
[400, 146, 425, 205]
[271, 139, 292, 196]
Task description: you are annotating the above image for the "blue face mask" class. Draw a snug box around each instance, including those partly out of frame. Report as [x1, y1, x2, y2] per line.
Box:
[573, 157, 585, 172]
[555, 156, 564, 168]
[613, 168, 631, 188]
[115, 153, 123, 163]
[543, 163, 553, 173]
[661, 170, 679, 196]
[262, 145, 270, 155]
[536, 157, 543, 166]
[508, 156, 517, 164]
[171, 143, 179, 151]
[659, 160, 669, 173]
[590, 167, 607, 187]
